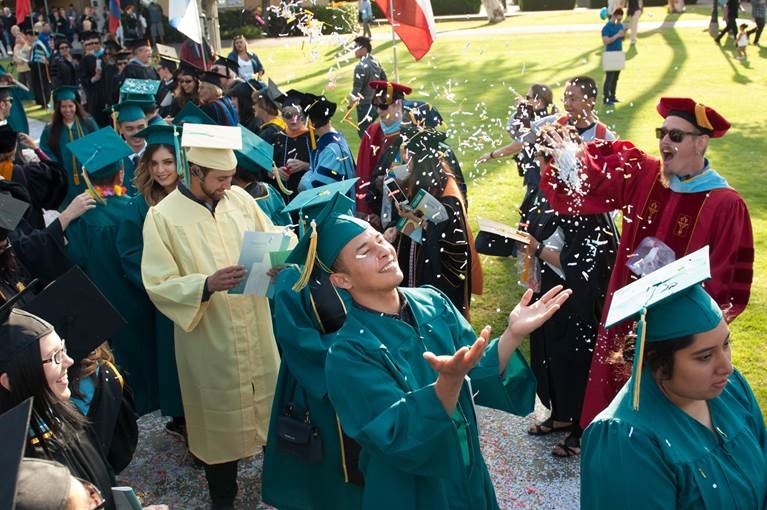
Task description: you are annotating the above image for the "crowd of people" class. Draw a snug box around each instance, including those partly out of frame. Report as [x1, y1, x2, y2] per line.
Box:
[0, 4, 765, 510]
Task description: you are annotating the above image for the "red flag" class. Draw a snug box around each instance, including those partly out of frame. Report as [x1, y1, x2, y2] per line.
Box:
[108, 0, 122, 33]
[16, 0, 31, 24]
[374, 0, 436, 61]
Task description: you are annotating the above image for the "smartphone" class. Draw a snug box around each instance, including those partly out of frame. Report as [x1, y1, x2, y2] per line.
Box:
[384, 176, 409, 206]
[95, 58, 102, 71]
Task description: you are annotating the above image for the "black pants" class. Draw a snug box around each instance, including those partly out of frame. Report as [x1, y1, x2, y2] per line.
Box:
[204, 460, 239, 506]
[603, 71, 620, 103]
[716, 16, 738, 42]
[356, 102, 378, 138]
[748, 17, 765, 44]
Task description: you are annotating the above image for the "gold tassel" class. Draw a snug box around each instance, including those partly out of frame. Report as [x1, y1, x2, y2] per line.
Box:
[272, 164, 293, 196]
[308, 120, 316, 150]
[81, 166, 106, 205]
[632, 308, 649, 411]
[292, 220, 318, 291]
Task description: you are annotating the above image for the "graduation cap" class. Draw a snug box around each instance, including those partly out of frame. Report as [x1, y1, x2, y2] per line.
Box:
[282, 89, 305, 109]
[0, 84, 12, 102]
[156, 43, 179, 71]
[401, 125, 448, 157]
[112, 100, 150, 123]
[125, 38, 151, 52]
[0, 124, 17, 153]
[103, 39, 122, 54]
[116, 49, 132, 62]
[182, 123, 241, 171]
[605, 246, 722, 410]
[177, 59, 202, 78]
[0, 398, 33, 510]
[282, 179, 357, 231]
[236, 126, 274, 175]
[22, 266, 127, 363]
[257, 78, 285, 108]
[370, 80, 412, 105]
[657, 97, 730, 138]
[301, 94, 337, 127]
[403, 100, 444, 129]
[67, 127, 133, 180]
[199, 69, 229, 88]
[0, 192, 30, 234]
[51, 85, 79, 103]
[286, 187, 367, 290]
[0, 308, 54, 373]
[80, 30, 101, 41]
[121, 78, 160, 99]
[173, 101, 215, 125]
[474, 217, 529, 257]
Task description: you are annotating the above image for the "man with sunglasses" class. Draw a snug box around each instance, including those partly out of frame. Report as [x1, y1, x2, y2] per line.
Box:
[539, 96, 753, 431]
[349, 36, 387, 138]
[78, 32, 110, 127]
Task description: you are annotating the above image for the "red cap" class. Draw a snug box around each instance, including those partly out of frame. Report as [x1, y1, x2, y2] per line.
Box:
[369, 81, 412, 104]
[656, 97, 730, 138]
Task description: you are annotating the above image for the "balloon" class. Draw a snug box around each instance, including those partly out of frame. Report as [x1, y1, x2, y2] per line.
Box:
[600, 6, 608, 19]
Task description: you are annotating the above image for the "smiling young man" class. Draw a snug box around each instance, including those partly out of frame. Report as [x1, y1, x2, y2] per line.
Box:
[539, 97, 754, 429]
[286, 207, 570, 509]
[141, 124, 294, 510]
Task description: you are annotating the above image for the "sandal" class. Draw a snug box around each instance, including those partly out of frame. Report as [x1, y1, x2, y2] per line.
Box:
[527, 417, 574, 436]
[552, 432, 581, 458]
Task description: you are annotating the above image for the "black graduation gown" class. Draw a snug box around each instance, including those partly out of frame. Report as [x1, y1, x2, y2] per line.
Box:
[272, 130, 312, 197]
[51, 56, 78, 89]
[526, 190, 617, 424]
[396, 195, 473, 315]
[157, 79, 176, 118]
[118, 62, 160, 87]
[26, 425, 116, 510]
[10, 160, 68, 228]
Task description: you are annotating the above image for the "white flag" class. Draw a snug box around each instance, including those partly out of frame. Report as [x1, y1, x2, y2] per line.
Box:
[169, 0, 202, 44]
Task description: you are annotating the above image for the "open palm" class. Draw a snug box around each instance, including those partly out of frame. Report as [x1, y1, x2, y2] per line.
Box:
[508, 285, 572, 338]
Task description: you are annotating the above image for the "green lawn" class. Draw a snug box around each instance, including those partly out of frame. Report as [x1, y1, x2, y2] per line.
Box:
[21, 12, 767, 410]
[254, 13, 767, 410]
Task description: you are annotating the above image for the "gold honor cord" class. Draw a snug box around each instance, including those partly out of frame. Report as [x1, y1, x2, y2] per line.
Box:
[292, 219, 318, 291]
[341, 98, 359, 129]
[272, 164, 293, 196]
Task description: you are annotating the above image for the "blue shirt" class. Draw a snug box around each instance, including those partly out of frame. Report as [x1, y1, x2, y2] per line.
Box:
[602, 21, 624, 52]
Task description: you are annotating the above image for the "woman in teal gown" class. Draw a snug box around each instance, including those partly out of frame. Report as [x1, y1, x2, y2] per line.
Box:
[39, 86, 99, 209]
[116, 124, 186, 427]
[581, 283, 767, 509]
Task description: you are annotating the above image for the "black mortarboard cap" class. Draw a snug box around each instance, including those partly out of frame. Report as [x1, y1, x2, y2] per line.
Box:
[103, 39, 121, 53]
[214, 55, 239, 74]
[282, 89, 305, 109]
[0, 308, 52, 373]
[199, 69, 228, 88]
[302, 94, 337, 126]
[0, 192, 29, 232]
[125, 38, 151, 51]
[0, 398, 33, 510]
[22, 266, 127, 363]
[178, 59, 202, 77]
[258, 78, 285, 108]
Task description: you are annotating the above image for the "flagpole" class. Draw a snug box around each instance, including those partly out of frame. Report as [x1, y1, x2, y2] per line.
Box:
[197, 0, 207, 69]
[389, 0, 398, 82]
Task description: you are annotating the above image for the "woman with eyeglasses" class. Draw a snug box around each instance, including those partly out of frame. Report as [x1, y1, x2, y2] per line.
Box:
[0, 309, 116, 509]
[538, 97, 754, 432]
[271, 100, 314, 200]
[50, 39, 78, 89]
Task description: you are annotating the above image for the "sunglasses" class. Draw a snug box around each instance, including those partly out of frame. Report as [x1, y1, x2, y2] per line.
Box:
[655, 127, 702, 143]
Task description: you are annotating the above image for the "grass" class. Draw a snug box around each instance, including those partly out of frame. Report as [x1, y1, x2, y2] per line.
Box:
[21, 12, 767, 410]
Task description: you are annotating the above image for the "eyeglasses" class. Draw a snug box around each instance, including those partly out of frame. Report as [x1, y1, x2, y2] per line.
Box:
[75, 478, 106, 510]
[655, 127, 702, 143]
[0, 98, 13, 104]
[42, 340, 67, 365]
[84, 41, 97, 46]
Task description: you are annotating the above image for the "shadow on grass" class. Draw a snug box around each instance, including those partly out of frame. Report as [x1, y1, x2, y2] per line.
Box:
[715, 41, 753, 83]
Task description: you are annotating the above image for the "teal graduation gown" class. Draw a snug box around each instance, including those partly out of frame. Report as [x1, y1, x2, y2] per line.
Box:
[8, 87, 32, 134]
[115, 195, 184, 417]
[121, 154, 140, 196]
[325, 286, 537, 510]
[245, 182, 291, 227]
[39, 117, 100, 208]
[581, 368, 767, 510]
[66, 195, 159, 415]
[261, 267, 362, 510]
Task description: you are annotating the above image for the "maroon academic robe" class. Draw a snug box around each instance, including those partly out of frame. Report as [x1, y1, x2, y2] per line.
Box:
[540, 139, 754, 428]
[355, 121, 400, 215]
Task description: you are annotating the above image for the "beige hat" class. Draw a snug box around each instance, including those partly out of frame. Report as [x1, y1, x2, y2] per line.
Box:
[185, 146, 237, 171]
[181, 123, 242, 171]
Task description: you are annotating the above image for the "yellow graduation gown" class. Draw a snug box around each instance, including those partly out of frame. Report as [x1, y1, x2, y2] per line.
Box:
[141, 186, 292, 464]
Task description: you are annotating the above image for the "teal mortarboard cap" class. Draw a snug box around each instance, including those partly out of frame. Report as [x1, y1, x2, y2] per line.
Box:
[52, 85, 79, 103]
[113, 100, 148, 123]
[282, 178, 357, 223]
[67, 127, 133, 179]
[605, 246, 722, 410]
[173, 101, 215, 126]
[286, 193, 368, 290]
[135, 123, 181, 147]
[235, 126, 274, 175]
[120, 78, 160, 99]
[147, 115, 167, 126]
